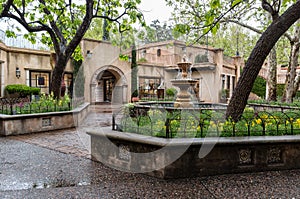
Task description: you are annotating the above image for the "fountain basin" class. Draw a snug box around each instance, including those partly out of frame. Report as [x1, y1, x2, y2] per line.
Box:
[88, 128, 300, 179]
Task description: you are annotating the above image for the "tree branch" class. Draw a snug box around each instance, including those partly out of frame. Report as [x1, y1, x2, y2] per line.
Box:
[65, 0, 93, 59]
[191, 1, 243, 45]
[222, 19, 263, 34]
[38, 0, 65, 53]
[0, 0, 14, 17]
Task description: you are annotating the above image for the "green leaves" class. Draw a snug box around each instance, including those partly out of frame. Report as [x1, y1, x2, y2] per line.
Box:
[73, 46, 83, 62]
[5, 30, 16, 38]
[231, 0, 242, 7]
[210, 0, 221, 9]
[24, 33, 37, 44]
[174, 24, 191, 35]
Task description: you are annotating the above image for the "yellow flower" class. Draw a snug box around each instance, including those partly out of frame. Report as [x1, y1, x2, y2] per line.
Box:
[286, 120, 290, 125]
[294, 119, 300, 128]
[261, 114, 268, 120]
[256, 119, 262, 125]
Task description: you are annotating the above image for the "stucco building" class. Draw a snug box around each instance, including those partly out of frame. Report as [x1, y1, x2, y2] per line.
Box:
[0, 42, 73, 96]
[0, 38, 243, 104]
[82, 39, 243, 104]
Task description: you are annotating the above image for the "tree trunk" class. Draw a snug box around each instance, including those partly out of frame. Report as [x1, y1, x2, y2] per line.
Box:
[226, 1, 300, 121]
[283, 20, 300, 103]
[291, 44, 300, 99]
[285, 42, 300, 103]
[131, 44, 138, 98]
[293, 71, 300, 98]
[266, 47, 277, 101]
[50, 54, 68, 98]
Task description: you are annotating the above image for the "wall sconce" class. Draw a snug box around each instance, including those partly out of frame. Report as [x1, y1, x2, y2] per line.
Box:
[16, 67, 21, 79]
[221, 75, 226, 81]
[87, 50, 93, 58]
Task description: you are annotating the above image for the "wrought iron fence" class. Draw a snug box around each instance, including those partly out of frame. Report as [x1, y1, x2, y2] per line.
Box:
[112, 103, 300, 138]
[0, 96, 85, 115]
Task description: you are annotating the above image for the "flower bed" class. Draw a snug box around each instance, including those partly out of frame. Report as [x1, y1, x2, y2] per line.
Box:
[114, 104, 300, 138]
[0, 102, 89, 136]
[0, 93, 74, 115]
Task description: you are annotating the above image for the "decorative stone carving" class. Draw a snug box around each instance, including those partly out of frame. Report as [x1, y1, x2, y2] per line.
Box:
[267, 147, 283, 164]
[42, 117, 52, 127]
[118, 144, 131, 161]
[239, 148, 253, 165]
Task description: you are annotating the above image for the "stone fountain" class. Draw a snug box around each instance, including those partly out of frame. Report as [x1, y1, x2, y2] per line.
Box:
[171, 58, 198, 108]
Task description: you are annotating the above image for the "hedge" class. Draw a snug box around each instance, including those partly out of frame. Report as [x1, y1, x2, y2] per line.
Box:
[5, 84, 40, 97]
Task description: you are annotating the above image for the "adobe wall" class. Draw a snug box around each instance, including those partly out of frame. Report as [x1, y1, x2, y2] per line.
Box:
[80, 40, 131, 103]
[0, 42, 73, 96]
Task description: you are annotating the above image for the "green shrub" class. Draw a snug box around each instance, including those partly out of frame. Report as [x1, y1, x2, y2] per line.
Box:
[138, 58, 147, 62]
[251, 76, 266, 98]
[276, 84, 285, 97]
[166, 88, 177, 97]
[5, 84, 40, 97]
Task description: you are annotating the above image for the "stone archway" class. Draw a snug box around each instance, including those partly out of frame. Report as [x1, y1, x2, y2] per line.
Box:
[90, 65, 127, 104]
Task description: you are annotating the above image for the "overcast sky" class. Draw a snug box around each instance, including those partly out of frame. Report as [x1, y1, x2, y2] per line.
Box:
[138, 0, 172, 24]
[0, 0, 173, 33]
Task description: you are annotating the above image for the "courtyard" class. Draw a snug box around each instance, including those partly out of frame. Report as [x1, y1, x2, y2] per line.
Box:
[1, 111, 300, 198]
[1, 0, 300, 197]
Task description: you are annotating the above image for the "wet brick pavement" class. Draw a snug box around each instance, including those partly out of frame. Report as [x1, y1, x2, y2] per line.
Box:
[0, 110, 300, 198]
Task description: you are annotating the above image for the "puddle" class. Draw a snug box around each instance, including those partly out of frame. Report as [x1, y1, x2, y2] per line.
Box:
[0, 180, 91, 191]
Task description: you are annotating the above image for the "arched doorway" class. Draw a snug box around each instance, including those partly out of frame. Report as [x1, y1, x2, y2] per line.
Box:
[100, 70, 116, 102]
[91, 65, 127, 104]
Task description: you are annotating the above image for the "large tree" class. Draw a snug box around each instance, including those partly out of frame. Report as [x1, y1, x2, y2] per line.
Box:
[0, 0, 143, 98]
[227, 1, 300, 120]
[166, 0, 300, 120]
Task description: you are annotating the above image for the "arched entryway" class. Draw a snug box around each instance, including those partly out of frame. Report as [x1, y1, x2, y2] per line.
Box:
[90, 65, 127, 104]
[101, 70, 116, 102]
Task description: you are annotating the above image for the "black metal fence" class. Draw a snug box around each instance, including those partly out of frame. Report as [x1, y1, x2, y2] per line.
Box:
[0, 96, 85, 115]
[112, 103, 300, 138]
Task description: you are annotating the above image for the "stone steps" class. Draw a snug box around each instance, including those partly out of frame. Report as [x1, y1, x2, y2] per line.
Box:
[90, 104, 122, 113]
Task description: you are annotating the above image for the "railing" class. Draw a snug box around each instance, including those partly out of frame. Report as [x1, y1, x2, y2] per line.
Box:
[0, 96, 85, 115]
[112, 103, 300, 138]
[0, 30, 49, 50]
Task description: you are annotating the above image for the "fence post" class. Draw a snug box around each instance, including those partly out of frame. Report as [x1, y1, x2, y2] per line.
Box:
[112, 113, 115, 130]
[165, 118, 170, 138]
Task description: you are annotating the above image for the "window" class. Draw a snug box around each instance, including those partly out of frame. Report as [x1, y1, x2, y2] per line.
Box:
[63, 73, 73, 96]
[28, 71, 73, 96]
[232, 76, 236, 91]
[221, 74, 225, 90]
[227, 75, 231, 90]
[157, 49, 161, 57]
[139, 77, 161, 99]
[141, 49, 146, 58]
[29, 71, 50, 94]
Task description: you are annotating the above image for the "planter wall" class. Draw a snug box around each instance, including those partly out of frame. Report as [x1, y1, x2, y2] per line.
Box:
[88, 128, 300, 179]
[0, 103, 89, 136]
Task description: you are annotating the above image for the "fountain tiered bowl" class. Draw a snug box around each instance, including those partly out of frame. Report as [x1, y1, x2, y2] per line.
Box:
[171, 62, 198, 108]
